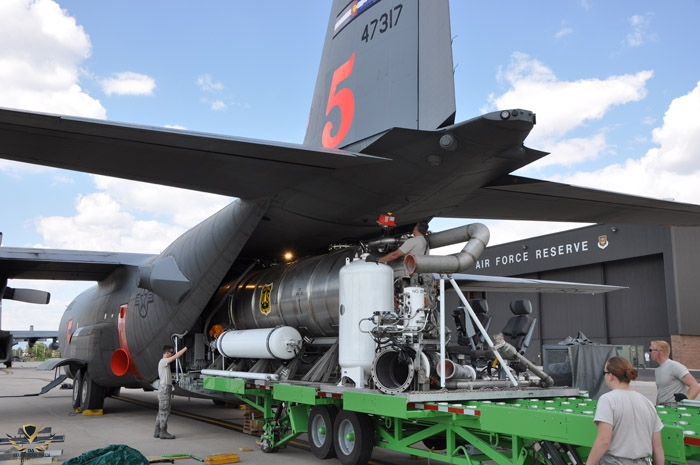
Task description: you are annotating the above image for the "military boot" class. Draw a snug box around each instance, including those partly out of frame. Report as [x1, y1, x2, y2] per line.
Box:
[159, 423, 176, 439]
[153, 424, 161, 438]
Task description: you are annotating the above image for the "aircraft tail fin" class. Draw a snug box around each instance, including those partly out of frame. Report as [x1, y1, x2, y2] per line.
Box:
[304, 0, 455, 150]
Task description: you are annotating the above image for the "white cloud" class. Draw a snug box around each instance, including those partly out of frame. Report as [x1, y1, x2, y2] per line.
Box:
[32, 176, 232, 252]
[101, 71, 156, 96]
[552, 81, 700, 205]
[211, 99, 227, 111]
[0, 159, 55, 174]
[554, 21, 572, 39]
[626, 13, 655, 47]
[50, 174, 75, 187]
[92, 176, 232, 227]
[0, 0, 105, 118]
[526, 133, 609, 169]
[555, 27, 572, 39]
[483, 53, 653, 174]
[488, 53, 653, 145]
[196, 74, 225, 92]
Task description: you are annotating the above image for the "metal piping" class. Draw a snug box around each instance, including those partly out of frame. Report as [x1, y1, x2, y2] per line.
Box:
[437, 359, 477, 381]
[404, 223, 490, 274]
[202, 368, 279, 381]
[493, 336, 554, 388]
[444, 379, 523, 389]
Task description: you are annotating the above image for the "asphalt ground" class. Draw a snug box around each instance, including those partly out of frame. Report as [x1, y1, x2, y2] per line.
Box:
[0, 363, 424, 464]
[0, 362, 661, 465]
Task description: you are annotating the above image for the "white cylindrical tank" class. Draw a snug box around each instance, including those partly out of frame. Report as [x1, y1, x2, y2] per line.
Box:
[216, 326, 302, 360]
[338, 257, 394, 387]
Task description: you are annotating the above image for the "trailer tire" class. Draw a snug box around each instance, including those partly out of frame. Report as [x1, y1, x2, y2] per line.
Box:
[333, 410, 374, 465]
[422, 436, 447, 451]
[309, 405, 338, 459]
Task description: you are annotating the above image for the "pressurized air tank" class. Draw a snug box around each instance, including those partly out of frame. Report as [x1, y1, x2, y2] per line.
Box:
[215, 326, 302, 360]
[338, 256, 394, 387]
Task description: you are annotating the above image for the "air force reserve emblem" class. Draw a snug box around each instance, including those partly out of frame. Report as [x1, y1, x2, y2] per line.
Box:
[598, 235, 609, 250]
[1, 423, 65, 463]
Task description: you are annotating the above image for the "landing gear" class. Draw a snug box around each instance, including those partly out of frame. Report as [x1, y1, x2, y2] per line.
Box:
[308, 405, 338, 459]
[71, 368, 84, 410]
[80, 370, 105, 410]
[333, 410, 374, 465]
[72, 369, 106, 411]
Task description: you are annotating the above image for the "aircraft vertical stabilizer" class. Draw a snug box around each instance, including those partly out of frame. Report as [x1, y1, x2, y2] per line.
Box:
[304, 0, 455, 149]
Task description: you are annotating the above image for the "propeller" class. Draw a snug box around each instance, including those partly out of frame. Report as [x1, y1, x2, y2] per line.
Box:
[2, 287, 51, 305]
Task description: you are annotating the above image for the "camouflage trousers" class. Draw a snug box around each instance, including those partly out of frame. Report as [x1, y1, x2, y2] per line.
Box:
[156, 385, 173, 428]
[599, 453, 651, 465]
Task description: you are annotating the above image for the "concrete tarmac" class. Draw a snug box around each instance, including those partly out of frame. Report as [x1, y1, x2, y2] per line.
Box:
[0, 362, 659, 465]
[1, 362, 423, 464]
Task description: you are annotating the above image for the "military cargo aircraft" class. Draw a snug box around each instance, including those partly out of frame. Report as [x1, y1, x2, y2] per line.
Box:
[1, 0, 700, 411]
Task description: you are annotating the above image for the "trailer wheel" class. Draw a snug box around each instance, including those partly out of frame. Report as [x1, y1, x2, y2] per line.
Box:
[333, 410, 374, 465]
[260, 438, 274, 453]
[422, 436, 447, 451]
[71, 369, 84, 410]
[308, 405, 338, 459]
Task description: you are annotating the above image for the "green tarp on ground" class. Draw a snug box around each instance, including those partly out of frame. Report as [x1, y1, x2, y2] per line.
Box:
[62, 444, 148, 465]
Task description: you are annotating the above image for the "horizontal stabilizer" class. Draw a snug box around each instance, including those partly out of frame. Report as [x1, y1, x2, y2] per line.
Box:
[3, 287, 50, 304]
[0, 107, 386, 199]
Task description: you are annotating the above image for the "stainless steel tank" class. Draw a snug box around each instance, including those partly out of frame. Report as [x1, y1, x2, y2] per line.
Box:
[229, 249, 356, 336]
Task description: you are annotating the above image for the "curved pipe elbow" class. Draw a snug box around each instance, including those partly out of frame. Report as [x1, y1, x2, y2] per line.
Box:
[404, 223, 490, 274]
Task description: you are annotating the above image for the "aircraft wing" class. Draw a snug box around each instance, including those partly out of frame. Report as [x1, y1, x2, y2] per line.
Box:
[448, 273, 625, 294]
[8, 330, 58, 340]
[456, 174, 700, 226]
[0, 247, 155, 281]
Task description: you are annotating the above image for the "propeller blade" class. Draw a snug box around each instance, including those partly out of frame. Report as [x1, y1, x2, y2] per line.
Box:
[3, 287, 51, 305]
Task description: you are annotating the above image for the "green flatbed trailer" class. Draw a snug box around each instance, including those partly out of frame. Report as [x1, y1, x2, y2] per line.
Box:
[202, 375, 700, 465]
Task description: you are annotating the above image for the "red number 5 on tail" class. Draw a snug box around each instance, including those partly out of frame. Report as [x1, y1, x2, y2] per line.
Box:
[322, 53, 355, 149]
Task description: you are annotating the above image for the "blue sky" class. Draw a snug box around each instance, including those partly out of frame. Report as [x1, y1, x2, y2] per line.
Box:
[1, 0, 700, 330]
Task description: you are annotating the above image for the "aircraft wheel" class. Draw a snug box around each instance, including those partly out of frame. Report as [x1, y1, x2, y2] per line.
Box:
[72, 369, 84, 410]
[333, 410, 374, 465]
[308, 405, 338, 459]
[80, 371, 105, 411]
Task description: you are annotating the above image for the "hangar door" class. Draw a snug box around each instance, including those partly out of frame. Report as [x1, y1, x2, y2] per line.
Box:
[538, 254, 667, 348]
